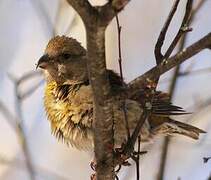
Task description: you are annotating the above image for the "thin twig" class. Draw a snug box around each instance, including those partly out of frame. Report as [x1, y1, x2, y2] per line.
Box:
[115, 14, 130, 140]
[129, 1, 186, 161]
[128, 32, 211, 94]
[164, 0, 193, 59]
[157, 0, 207, 179]
[136, 136, 141, 180]
[154, 0, 181, 62]
[123, 111, 149, 156]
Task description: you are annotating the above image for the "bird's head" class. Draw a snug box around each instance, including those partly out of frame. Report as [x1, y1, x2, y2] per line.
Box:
[37, 36, 88, 84]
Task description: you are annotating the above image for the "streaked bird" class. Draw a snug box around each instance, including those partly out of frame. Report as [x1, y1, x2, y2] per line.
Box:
[37, 36, 205, 150]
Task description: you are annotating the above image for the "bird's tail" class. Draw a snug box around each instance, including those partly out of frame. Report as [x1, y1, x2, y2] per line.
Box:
[152, 118, 206, 139]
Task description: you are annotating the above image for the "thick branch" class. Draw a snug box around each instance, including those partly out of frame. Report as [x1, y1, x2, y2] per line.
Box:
[66, 1, 133, 179]
[86, 23, 115, 180]
[129, 32, 211, 92]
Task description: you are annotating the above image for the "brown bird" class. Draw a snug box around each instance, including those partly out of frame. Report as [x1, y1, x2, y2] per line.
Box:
[37, 35, 205, 150]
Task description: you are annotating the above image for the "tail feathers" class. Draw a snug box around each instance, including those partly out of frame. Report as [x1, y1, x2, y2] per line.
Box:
[152, 118, 205, 140]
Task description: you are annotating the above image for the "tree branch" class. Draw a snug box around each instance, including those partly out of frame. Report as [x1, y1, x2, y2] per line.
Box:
[8, 74, 36, 180]
[154, 0, 181, 62]
[86, 24, 115, 180]
[129, 32, 211, 93]
[164, 0, 193, 59]
[65, 1, 133, 179]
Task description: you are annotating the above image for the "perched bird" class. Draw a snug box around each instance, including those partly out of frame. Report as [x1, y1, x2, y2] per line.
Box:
[37, 36, 205, 150]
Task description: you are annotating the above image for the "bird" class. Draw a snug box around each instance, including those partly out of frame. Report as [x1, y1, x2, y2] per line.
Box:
[36, 35, 205, 150]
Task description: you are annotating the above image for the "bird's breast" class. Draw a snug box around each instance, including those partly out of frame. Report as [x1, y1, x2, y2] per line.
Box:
[43, 81, 94, 150]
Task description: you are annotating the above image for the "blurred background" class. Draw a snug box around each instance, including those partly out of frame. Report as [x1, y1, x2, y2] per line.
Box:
[0, 0, 211, 179]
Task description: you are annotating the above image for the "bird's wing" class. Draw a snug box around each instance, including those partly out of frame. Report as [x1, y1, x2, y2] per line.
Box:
[151, 91, 190, 116]
[131, 90, 189, 117]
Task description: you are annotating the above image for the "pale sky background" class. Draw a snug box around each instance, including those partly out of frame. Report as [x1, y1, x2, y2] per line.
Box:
[0, 0, 211, 180]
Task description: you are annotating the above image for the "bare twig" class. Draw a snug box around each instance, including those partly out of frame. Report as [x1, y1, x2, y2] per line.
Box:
[157, 24, 189, 179]
[157, 0, 207, 179]
[136, 136, 141, 180]
[115, 15, 130, 140]
[164, 0, 193, 59]
[154, 0, 180, 62]
[129, 32, 211, 93]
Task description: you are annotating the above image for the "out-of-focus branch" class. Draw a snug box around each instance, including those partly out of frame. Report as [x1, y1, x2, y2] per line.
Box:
[20, 79, 44, 100]
[12, 71, 43, 100]
[8, 74, 36, 180]
[185, 97, 211, 124]
[1, 69, 72, 180]
[0, 101, 17, 132]
[0, 155, 70, 180]
[15, 71, 41, 85]
[158, 66, 211, 84]
[179, 66, 211, 76]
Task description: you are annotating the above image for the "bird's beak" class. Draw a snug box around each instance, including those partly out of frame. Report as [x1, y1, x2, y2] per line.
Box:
[36, 54, 50, 69]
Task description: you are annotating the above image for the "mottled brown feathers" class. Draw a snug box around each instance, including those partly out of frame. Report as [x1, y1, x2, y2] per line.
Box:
[39, 36, 205, 150]
[46, 36, 86, 57]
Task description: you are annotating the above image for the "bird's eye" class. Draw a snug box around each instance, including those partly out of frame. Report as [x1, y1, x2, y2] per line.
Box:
[62, 53, 71, 59]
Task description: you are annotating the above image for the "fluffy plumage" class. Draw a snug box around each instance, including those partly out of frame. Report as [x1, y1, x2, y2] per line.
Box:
[37, 35, 205, 150]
